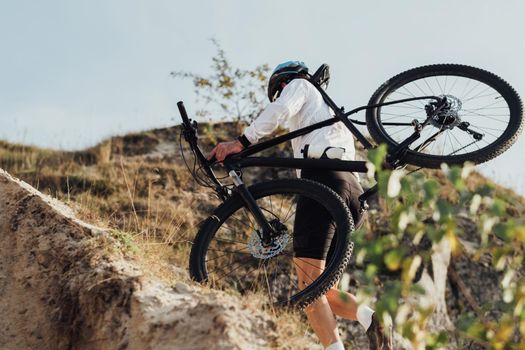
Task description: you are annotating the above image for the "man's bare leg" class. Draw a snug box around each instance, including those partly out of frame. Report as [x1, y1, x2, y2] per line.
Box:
[326, 288, 358, 320]
[294, 256, 391, 350]
[294, 257, 362, 316]
[294, 257, 341, 347]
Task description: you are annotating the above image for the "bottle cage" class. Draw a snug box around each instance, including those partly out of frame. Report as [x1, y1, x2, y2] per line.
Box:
[310, 64, 330, 90]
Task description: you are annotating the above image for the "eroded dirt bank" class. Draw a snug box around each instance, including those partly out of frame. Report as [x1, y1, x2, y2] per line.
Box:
[0, 169, 280, 350]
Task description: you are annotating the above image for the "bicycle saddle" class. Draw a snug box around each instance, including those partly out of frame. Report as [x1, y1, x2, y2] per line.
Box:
[311, 64, 330, 90]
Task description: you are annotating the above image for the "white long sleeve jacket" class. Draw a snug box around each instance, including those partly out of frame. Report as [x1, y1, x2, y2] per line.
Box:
[243, 79, 356, 176]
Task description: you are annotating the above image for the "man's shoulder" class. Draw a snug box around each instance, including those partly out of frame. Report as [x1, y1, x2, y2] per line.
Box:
[278, 78, 321, 106]
[289, 78, 311, 88]
[284, 78, 316, 95]
[278, 78, 310, 100]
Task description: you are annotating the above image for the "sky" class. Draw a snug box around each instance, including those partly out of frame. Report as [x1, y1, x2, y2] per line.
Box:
[1, 0, 525, 194]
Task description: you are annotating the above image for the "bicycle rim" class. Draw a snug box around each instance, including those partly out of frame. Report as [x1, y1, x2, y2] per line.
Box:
[189, 179, 354, 308]
[366, 64, 523, 168]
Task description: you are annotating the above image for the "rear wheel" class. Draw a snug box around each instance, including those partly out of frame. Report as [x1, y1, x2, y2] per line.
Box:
[189, 179, 354, 309]
[366, 64, 523, 168]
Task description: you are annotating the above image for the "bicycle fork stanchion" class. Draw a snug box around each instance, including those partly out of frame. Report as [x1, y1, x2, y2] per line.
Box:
[227, 169, 275, 245]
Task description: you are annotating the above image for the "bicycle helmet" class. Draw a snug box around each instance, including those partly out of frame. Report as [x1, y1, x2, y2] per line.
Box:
[267, 60, 309, 102]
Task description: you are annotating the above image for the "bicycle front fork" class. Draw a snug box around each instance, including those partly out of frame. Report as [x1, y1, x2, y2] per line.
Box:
[227, 169, 275, 245]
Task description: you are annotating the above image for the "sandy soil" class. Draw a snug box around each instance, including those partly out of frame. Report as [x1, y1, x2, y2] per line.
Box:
[0, 169, 279, 350]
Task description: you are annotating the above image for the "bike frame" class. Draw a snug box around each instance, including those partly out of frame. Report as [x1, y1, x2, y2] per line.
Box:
[178, 82, 445, 244]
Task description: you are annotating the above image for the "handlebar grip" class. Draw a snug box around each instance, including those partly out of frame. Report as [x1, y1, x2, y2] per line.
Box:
[177, 101, 191, 125]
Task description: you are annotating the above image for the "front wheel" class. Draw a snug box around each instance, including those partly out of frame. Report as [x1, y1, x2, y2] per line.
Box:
[366, 64, 523, 168]
[189, 179, 354, 309]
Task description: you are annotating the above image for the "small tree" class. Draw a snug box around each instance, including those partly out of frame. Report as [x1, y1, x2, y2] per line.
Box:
[354, 146, 525, 349]
[171, 39, 270, 123]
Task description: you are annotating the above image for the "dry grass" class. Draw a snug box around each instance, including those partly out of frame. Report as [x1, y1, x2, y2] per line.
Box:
[4, 124, 523, 349]
[0, 125, 316, 347]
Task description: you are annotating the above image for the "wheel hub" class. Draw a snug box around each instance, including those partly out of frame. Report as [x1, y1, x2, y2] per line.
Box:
[248, 220, 289, 259]
[429, 94, 463, 130]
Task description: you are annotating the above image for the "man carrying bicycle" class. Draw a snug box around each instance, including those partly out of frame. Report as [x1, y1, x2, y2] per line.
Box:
[208, 61, 393, 350]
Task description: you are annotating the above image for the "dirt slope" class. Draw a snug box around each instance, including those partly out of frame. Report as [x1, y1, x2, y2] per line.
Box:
[0, 168, 281, 350]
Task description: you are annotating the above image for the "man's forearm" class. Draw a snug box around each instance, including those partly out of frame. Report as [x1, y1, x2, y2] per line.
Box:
[243, 102, 291, 143]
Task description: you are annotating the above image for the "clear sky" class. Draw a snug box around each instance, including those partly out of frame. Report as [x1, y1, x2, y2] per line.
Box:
[1, 0, 525, 194]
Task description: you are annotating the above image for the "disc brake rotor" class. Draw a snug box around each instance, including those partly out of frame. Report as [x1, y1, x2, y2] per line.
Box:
[248, 229, 290, 259]
[430, 94, 463, 130]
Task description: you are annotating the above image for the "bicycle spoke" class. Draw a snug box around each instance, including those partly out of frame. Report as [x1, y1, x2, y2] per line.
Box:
[229, 213, 257, 232]
[381, 110, 424, 119]
[206, 247, 250, 262]
[401, 86, 417, 99]
[387, 126, 412, 137]
[388, 90, 413, 99]
[277, 195, 285, 219]
[423, 78, 435, 97]
[283, 209, 297, 224]
[206, 246, 250, 257]
[279, 251, 327, 272]
[263, 264, 275, 306]
[247, 259, 265, 294]
[448, 129, 467, 153]
[461, 86, 493, 102]
[435, 77, 445, 95]
[466, 98, 508, 111]
[448, 76, 460, 95]
[461, 81, 482, 101]
[220, 221, 251, 238]
[448, 131, 458, 155]
[241, 208, 257, 230]
[382, 103, 422, 110]
[464, 125, 503, 132]
[461, 113, 509, 124]
[447, 139, 481, 156]
[282, 200, 295, 223]
[293, 259, 324, 286]
[412, 80, 430, 98]
[469, 125, 500, 140]
[213, 236, 248, 245]
[463, 106, 509, 111]
[208, 255, 254, 277]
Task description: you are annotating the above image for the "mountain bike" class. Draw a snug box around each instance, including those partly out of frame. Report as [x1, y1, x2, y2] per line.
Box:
[178, 64, 523, 308]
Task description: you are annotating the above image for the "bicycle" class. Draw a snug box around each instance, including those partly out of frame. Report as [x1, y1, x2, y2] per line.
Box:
[178, 63, 523, 308]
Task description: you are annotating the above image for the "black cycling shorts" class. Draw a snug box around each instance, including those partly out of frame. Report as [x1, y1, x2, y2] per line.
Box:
[293, 169, 365, 260]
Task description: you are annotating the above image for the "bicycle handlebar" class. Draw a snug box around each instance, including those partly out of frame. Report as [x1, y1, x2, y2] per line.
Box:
[177, 101, 230, 199]
[177, 101, 191, 126]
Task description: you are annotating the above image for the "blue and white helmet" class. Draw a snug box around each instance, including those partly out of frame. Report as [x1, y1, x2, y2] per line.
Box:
[267, 61, 309, 102]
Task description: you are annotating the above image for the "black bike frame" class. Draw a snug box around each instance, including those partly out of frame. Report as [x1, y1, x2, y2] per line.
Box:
[228, 95, 440, 173]
[224, 78, 441, 170]
[178, 83, 443, 243]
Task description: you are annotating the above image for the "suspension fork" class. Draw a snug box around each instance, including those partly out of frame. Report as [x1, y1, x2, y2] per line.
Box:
[226, 167, 275, 245]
